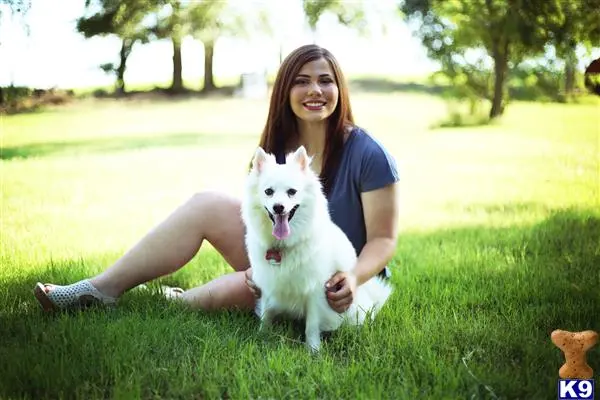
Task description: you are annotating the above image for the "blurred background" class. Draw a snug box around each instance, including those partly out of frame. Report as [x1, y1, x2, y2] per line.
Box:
[1, 0, 599, 119]
[0, 0, 436, 88]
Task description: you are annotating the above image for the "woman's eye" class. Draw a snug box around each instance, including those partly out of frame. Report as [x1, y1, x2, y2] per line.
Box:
[294, 79, 308, 85]
[287, 188, 297, 196]
[265, 188, 274, 196]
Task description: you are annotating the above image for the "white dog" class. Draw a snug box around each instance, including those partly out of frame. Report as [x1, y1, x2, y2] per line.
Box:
[241, 146, 393, 352]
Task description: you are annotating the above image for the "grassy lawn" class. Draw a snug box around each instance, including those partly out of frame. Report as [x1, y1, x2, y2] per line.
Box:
[1, 91, 599, 399]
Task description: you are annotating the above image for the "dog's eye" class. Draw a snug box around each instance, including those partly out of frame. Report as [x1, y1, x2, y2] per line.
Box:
[264, 188, 274, 196]
[287, 188, 297, 196]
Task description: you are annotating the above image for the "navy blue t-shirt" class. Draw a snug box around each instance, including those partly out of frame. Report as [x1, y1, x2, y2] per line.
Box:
[276, 126, 399, 256]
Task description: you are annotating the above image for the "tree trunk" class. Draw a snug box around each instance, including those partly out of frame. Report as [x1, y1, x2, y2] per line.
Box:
[170, 0, 183, 94]
[203, 40, 216, 92]
[171, 36, 183, 93]
[564, 43, 577, 96]
[490, 39, 508, 119]
[116, 39, 134, 95]
[565, 62, 575, 95]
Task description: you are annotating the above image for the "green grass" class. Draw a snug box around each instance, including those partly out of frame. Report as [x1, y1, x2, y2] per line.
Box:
[1, 92, 599, 399]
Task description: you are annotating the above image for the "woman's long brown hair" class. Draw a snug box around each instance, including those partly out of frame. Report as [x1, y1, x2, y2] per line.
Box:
[257, 44, 354, 197]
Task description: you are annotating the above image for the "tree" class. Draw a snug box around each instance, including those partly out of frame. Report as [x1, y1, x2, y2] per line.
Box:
[302, 0, 367, 40]
[187, 0, 269, 93]
[548, 0, 600, 95]
[170, 0, 184, 93]
[150, 0, 188, 93]
[77, 0, 160, 94]
[187, 0, 226, 92]
[400, 0, 563, 119]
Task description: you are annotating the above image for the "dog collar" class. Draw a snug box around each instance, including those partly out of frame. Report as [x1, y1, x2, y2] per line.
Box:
[265, 249, 282, 265]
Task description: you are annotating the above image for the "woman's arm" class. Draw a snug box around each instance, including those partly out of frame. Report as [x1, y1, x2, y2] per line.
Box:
[354, 182, 400, 285]
[326, 182, 399, 311]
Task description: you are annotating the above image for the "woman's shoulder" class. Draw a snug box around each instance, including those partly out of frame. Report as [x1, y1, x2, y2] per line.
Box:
[346, 125, 399, 188]
[347, 126, 394, 159]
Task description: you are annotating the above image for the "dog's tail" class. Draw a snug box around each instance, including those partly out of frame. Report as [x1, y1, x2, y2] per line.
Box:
[345, 276, 393, 325]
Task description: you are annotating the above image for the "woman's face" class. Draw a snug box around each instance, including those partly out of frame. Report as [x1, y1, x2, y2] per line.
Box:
[289, 58, 339, 123]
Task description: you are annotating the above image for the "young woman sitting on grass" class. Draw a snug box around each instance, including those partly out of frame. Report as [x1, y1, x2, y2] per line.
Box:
[34, 44, 400, 315]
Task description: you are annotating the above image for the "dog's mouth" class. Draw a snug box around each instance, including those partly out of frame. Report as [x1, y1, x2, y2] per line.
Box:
[265, 205, 299, 240]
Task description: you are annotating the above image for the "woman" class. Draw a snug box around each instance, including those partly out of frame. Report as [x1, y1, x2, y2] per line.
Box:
[34, 44, 400, 314]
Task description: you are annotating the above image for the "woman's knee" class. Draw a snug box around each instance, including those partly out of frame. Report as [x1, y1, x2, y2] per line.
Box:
[189, 191, 243, 230]
[188, 191, 240, 219]
[187, 191, 248, 269]
[188, 191, 225, 213]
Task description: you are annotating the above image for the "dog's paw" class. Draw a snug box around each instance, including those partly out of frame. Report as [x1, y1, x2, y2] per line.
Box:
[305, 335, 321, 353]
[306, 342, 321, 353]
[258, 305, 275, 332]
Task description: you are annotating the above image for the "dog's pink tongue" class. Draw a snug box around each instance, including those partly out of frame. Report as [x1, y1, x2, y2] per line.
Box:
[273, 214, 290, 240]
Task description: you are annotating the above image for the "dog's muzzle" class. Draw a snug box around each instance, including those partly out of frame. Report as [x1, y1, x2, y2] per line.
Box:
[265, 204, 300, 223]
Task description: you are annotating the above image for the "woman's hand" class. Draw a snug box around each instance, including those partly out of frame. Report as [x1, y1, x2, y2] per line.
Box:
[245, 268, 261, 299]
[325, 271, 358, 313]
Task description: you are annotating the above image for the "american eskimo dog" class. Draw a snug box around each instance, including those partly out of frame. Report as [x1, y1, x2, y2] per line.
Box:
[241, 146, 393, 352]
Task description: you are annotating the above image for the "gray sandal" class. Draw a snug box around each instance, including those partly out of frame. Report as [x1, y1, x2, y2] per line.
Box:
[160, 285, 184, 299]
[34, 280, 117, 312]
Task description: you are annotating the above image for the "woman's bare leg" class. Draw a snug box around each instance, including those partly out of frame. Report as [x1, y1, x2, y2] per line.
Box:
[45, 191, 255, 311]
[180, 270, 256, 311]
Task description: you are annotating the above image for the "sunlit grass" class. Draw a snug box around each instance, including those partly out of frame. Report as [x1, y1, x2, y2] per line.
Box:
[1, 92, 599, 399]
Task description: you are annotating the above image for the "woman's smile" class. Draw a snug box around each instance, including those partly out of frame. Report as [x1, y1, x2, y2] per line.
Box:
[303, 100, 327, 111]
[289, 57, 339, 122]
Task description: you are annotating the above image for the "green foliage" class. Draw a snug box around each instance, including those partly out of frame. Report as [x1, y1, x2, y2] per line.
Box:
[0, 85, 31, 103]
[76, 0, 166, 93]
[76, 9, 117, 38]
[400, 0, 596, 118]
[302, 0, 367, 33]
[184, 1, 272, 92]
[542, 1, 600, 94]
[585, 72, 600, 95]
[185, 0, 269, 43]
[187, 0, 228, 43]
[548, 0, 600, 56]
[150, 0, 184, 39]
[509, 60, 568, 102]
[77, 0, 161, 42]
[0, 87, 75, 113]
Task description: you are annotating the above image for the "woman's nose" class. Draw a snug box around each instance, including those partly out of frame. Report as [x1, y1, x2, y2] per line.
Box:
[307, 82, 322, 96]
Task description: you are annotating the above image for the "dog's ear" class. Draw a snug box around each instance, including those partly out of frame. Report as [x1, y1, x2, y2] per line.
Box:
[252, 147, 269, 173]
[293, 146, 312, 171]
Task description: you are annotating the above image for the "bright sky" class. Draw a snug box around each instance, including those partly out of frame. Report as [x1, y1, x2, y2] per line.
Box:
[0, 0, 438, 89]
[1, 0, 597, 90]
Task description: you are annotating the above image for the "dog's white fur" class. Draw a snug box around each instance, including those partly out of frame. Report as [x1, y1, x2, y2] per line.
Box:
[241, 146, 393, 352]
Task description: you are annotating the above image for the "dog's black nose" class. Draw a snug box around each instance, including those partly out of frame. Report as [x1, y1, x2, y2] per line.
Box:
[273, 204, 284, 215]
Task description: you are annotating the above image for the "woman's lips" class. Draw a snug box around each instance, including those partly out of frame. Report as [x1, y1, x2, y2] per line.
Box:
[303, 101, 326, 111]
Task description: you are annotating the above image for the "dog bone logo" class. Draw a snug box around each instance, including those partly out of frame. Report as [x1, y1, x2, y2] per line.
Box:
[551, 329, 598, 379]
